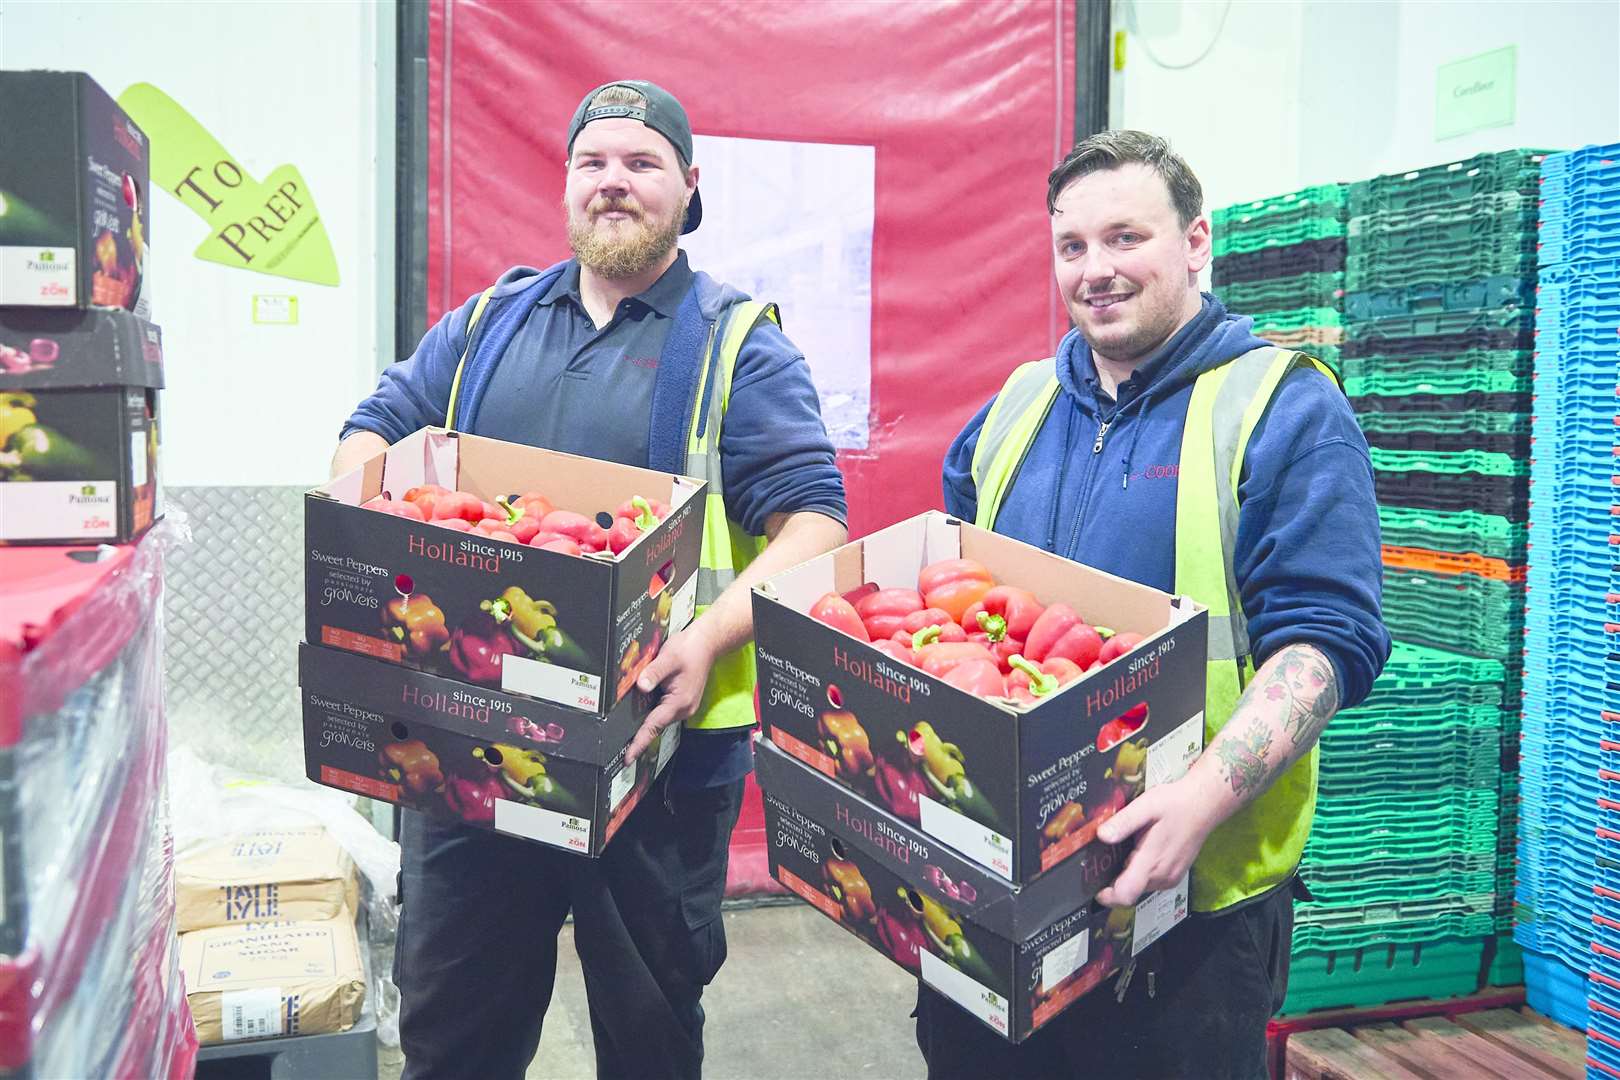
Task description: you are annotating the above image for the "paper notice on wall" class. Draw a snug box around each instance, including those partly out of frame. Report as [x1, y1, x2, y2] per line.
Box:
[682, 135, 874, 450]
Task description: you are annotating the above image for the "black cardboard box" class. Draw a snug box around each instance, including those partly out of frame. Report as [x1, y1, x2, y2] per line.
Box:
[0, 308, 162, 544]
[758, 740, 1189, 1042]
[751, 511, 1207, 885]
[307, 427, 705, 715]
[300, 642, 682, 856]
[0, 70, 151, 315]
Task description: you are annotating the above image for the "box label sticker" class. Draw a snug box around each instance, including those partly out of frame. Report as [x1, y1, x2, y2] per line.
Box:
[0, 246, 75, 305]
[670, 571, 698, 635]
[1040, 928, 1090, 992]
[501, 653, 602, 712]
[1133, 872, 1190, 957]
[494, 798, 592, 853]
[0, 480, 119, 540]
[221, 987, 283, 1041]
[919, 797, 1013, 881]
[608, 761, 636, 813]
[1146, 713, 1203, 789]
[252, 294, 299, 324]
[130, 431, 148, 487]
[655, 721, 683, 773]
[920, 950, 1009, 1036]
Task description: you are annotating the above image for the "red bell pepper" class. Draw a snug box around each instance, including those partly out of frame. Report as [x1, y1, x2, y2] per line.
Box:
[905, 624, 969, 657]
[443, 772, 505, 824]
[960, 586, 1044, 641]
[914, 640, 996, 680]
[917, 558, 995, 623]
[809, 592, 870, 642]
[404, 484, 451, 517]
[854, 588, 925, 640]
[965, 632, 1024, 673]
[539, 509, 608, 552]
[491, 497, 543, 544]
[361, 496, 425, 521]
[1097, 630, 1145, 666]
[470, 521, 520, 542]
[1004, 655, 1084, 704]
[615, 495, 668, 522]
[432, 490, 488, 524]
[436, 518, 473, 532]
[1024, 603, 1104, 668]
[606, 495, 663, 554]
[528, 533, 583, 556]
[900, 608, 957, 636]
[870, 638, 916, 665]
[942, 658, 1006, 698]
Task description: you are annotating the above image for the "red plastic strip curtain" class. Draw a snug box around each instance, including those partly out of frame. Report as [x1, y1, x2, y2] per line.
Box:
[427, 0, 1076, 894]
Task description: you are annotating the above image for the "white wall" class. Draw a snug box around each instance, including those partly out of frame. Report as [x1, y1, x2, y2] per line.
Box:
[1112, 0, 1620, 212]
[0, 0, 392, 487]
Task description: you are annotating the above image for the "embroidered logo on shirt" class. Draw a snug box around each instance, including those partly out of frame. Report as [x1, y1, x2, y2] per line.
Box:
[623, 356, 660, 369]
[1128, 464, 1180, 484]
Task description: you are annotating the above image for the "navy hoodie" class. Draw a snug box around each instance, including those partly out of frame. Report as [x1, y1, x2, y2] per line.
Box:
[943, 295, 1390, 708]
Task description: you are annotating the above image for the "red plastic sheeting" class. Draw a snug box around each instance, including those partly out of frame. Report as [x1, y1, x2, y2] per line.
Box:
[427, 0, 1077, 894]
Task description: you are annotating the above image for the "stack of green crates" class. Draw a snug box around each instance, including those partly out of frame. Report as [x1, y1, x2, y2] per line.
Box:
[1283, 642, 1506, 1012]
[1337, 149, 1548, 1001]
[1212, 184, 1347, 366]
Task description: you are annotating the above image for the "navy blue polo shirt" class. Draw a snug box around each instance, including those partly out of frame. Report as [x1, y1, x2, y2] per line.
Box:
[474, 253, 749, 789]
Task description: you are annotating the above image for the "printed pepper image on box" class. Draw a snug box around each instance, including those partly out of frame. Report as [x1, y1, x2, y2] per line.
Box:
[752, 511, 1207, 884]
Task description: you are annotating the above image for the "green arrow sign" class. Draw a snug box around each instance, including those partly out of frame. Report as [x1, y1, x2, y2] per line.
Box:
[116, 82, 339, 285]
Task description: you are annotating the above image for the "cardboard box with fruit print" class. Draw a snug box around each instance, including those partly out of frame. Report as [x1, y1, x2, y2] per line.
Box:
[0, 307, 162, 544]
[299, 641, 682, 856]
[758, 739, 1189, 1042]
[306, 427, 704, 715]
[0, 70, 152, 316]
[751, 511, 1207, 885]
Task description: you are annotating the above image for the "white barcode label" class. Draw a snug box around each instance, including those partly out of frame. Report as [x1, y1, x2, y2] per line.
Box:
[221, 987, 282, 1041]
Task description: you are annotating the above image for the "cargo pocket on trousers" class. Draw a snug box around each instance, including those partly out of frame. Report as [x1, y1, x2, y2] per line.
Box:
[1242, 886, 1295, 1018]
[676, 783, 741, 987]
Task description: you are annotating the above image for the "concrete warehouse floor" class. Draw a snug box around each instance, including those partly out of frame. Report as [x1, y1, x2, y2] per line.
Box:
[378, 900, 926, 1080]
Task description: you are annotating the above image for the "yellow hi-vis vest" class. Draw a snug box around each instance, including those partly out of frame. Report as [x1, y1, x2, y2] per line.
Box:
[968, 345, 1338, 911]
[447, 288, 772, 731]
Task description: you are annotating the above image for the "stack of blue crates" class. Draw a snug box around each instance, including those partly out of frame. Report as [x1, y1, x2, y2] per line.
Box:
[1520, 143, 1620, 1056]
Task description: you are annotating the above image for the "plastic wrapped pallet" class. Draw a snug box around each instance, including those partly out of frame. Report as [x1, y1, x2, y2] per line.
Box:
[0, 519, 198, 1078]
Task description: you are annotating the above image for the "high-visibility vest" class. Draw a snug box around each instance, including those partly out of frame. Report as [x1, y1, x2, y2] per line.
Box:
[447, 284, 773, 731]
[968, 345, 1338, 911]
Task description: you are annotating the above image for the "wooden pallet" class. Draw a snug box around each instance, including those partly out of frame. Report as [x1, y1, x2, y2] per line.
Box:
[1285, 1007, 1586, 1079]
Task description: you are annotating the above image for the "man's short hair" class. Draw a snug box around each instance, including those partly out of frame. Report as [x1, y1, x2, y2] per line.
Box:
[1046, 130, 1204, 228]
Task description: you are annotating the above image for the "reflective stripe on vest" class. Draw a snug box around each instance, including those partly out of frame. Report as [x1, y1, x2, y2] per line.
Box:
[968, 345, 1338, 911]
[683, 299, 774, 730]
[447, 288, 774, 733]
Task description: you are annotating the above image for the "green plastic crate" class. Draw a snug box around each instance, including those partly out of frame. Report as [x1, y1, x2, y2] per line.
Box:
[1347, 306, 1534, 341]
[1346, 368, 1530, 397]
[1348, 191, 1538, 237]
[1346, 250, 1539, 293]
[1303, 865, 1498, 907]
[1213, 216, 1347, 256]
[1339, 348, 1532, 383]
[1215, 271, 1344, 313]
[1358, 411, 1532, 438]
[1370, 447, 1528, 478]
[1319, 728, 1501, 791]
[1280, 934, 1490, 1015]
[1291, 907, 1496, 952]
[1347, 151, 1549, 216]
[1484, 933, 1523, 986]
[1252, 305, 1345, 332]
[1214, 185, 1348, 231]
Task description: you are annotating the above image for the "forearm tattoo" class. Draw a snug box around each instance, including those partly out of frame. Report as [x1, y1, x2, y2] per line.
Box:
[1213, 644, 1341, 801]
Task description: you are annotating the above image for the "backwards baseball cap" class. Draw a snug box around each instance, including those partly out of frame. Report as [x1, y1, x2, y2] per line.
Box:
[566, 79, 702, 234]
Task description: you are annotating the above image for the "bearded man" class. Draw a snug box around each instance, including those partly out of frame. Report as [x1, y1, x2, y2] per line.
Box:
[334, 80, 847, 1080]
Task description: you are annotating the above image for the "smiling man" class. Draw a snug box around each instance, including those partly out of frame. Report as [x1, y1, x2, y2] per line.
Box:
[334, 81, 847, 1079]
[924, 131, 1390, 1077]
